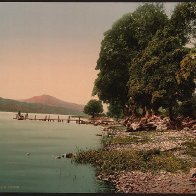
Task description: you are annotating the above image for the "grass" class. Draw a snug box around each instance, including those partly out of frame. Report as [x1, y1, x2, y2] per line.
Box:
[74, 148, 193, 175]
[101, 134, 151, 147]
[129, 130, 164, 138]
[168, 136, 180, 141]
[181, 139, 196, 157]
[109, 125, 127, 131]
[74, 128, 195, 178]
[129, 130, 155, 137]
[112, 135, 151, 145]
[140, 149, 192, 172]
[168, 135, 192, 142]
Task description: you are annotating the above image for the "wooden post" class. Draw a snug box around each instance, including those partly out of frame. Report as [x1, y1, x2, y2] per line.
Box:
[79, 117, 81, 124]
[34, 115, 36, 120]
[58, 116, 59, 122]
[67, 116, 70, 123]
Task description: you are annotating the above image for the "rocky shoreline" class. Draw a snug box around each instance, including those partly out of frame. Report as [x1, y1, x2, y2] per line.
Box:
[110, 169, 196, 193]
[75, 117, 196, 193]
[100, 123, 196, 193]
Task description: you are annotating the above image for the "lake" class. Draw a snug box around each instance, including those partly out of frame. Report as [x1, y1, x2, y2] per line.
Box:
[0, 112, 112, 193]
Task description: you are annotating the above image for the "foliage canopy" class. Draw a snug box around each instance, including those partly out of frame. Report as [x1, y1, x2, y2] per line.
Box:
[93, 2, 196, 119]
[83, 99, 103, 118]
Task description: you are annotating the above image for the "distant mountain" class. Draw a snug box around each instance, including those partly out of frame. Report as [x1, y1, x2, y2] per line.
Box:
[22, 94, 84, 112]
[0, 97, 84, 115]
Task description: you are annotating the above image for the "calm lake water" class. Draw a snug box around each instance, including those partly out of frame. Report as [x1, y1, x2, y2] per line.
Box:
[0, 112, 112, 193]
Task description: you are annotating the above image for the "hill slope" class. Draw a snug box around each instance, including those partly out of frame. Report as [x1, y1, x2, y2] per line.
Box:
[0, 97, 84, 115]
[23, 95, 84, 112]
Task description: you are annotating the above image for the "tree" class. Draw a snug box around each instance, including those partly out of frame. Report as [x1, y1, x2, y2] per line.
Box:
[177, 93, 196, 118]
[176, 48, 196, 87]
[170, 2, 196, 45]
[83, 99, 103, 118]
[128, 3, 196, 120]
[93, 3, 168, 112]
[128, 29, 194, 120]
[93, 2, 196, 120]
[107, 101, 124, 120]
[175, 49, 196, 118]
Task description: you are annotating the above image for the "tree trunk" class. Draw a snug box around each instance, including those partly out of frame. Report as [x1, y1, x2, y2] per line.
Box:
[141, 106, 146, 117]
[145, 106, 152, 118]
[123, 105, 130, 117]
[168, 105, 174, 121]
[131, 104, 138, 118]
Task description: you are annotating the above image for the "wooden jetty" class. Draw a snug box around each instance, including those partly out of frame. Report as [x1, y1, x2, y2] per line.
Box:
[14, 115, 86, 124]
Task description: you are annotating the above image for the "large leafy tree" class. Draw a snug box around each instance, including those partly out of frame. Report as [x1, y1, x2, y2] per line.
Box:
[93, 3, 168, 111]
[93, 2, 196, 119]
[128, 29, 194, 119]
[128, 3, 196, 119]
[83, 99, 103, 118]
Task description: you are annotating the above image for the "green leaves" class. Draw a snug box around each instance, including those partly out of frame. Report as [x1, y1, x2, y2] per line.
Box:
[107, 101, 124, 119]
[83, 99, 103, 118]
[176, 49, 196, 83]
[93, 3, 196, 119]
[170, 2, 196, 44]
[93, 3, 168, 110]
[132, 3, 168, 49]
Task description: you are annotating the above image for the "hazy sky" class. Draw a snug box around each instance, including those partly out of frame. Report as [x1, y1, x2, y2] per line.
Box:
[0, 2, 177, 105]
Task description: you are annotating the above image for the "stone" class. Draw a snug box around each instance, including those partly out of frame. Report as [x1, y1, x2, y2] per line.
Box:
[61, 154, 66, 158]
[66, 153, 73, 158]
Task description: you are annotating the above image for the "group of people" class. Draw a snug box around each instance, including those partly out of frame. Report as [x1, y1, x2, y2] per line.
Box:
[16, 111, 28, 120]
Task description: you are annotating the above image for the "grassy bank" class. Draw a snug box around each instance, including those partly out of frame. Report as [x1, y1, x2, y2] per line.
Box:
[74, 148, 192, 175]
[74, 131, 195, 174]
[73, 128, 196, 193]
[181, 139, 196, 157]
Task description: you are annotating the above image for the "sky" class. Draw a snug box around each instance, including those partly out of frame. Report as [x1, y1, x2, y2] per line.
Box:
[0, 2, 178, 105]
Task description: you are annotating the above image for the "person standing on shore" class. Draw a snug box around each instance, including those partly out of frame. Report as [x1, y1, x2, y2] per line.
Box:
[25, 113, 28, 120]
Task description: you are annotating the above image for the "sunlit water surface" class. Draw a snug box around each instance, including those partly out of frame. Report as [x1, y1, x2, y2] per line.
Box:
[0, 112, 113, 193]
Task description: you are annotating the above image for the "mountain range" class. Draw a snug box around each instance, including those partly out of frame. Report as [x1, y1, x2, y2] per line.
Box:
[0, 95, 84, 115]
